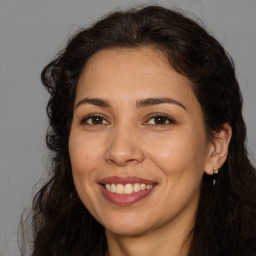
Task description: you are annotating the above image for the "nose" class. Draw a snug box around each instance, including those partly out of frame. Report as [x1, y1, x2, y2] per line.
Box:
[105, 127, 145, 167]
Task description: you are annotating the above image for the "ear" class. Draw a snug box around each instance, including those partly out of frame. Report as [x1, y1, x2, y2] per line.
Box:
[204, 123, 232, 175]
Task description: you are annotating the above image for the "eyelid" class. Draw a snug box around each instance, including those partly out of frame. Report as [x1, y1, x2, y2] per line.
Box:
[144, 112, 176, 125]
[79, 113, 110, 125]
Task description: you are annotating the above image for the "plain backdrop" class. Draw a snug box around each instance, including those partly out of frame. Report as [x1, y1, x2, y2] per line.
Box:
[0, 0, 255, 255]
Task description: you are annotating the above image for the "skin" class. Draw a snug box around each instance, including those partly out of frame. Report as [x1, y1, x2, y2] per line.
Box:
[69, 47, 231, 256]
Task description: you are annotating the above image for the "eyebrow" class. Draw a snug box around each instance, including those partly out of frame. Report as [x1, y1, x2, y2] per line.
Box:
[75, 97, 187, 111]
[136, 97, 187, 110]
[75, 98, 111, 109]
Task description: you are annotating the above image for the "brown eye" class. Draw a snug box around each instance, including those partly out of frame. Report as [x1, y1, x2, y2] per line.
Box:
[81, 115, 108, 125]
[90, 116, 104, 124]
[146, 114, 175, 125]
[153, 116, 169, 125]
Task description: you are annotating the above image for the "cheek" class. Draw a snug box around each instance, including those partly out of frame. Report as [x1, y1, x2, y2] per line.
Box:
[68, 129, 103, 214]
[69, 129, 102, 177]
[146, 128, 207, 178]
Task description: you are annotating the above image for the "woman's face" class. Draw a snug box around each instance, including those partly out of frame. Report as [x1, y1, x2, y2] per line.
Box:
[69, 47, 214, 236]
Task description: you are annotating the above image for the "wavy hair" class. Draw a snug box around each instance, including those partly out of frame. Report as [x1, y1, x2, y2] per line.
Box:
[20, 5, 256, 256]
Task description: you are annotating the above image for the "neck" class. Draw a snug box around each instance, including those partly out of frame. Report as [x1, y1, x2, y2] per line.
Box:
[105, 215, 194, 256]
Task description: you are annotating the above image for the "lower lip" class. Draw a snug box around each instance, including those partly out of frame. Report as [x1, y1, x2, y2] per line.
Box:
[99, 185, 155, 206]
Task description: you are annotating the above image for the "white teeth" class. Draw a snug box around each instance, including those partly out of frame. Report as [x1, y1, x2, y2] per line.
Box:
[110, 184, 116, 193]
[141, 184, 146, 190]
[105, 184, 111, 191]
[116, 184, 124, 194]
[104, 183, 153, 194]
[124, 184, 133, 194]
[134, 183, 141, 192]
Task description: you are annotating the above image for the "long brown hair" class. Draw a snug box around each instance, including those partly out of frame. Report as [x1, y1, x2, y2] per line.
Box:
[20, 5, 256, 256]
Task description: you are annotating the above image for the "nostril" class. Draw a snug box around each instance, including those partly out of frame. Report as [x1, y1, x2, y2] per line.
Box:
[104, 136, 145, 166]
[106, 158, 137, 166]
[125, 159, 138, 164]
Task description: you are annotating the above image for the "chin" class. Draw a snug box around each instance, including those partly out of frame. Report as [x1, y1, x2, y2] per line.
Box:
[105, 223, 149, 237]
[100, 211, 158, 237]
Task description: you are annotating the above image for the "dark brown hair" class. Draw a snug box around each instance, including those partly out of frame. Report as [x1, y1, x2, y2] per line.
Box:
[21, 5, 256, 256]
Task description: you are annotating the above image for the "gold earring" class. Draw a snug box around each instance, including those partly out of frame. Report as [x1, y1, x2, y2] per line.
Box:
[212, 167, 219, 186]
[213, 167, 219, 174]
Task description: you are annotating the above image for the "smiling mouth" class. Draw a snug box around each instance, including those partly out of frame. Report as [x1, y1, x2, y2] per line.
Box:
[98, 176, 157, 205]
[105, 183, 153, 194]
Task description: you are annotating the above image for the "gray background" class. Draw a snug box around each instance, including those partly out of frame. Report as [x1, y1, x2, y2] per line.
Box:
[0, 0, 255, 255]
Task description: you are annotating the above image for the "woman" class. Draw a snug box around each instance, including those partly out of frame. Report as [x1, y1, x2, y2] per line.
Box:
[22, 5, 256, 256]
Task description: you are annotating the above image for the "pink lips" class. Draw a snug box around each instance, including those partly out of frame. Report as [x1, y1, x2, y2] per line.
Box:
[98, 176, 157, 206]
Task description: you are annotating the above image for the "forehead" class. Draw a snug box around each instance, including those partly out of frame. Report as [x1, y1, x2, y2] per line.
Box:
[81, 47, 171, 84]
[76, 47, 195, 102]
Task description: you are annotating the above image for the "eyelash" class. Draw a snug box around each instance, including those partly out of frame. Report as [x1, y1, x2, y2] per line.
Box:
[145, 113, 176, 126]
[79, 113, 176, 126]
[80, 114, 109, 125]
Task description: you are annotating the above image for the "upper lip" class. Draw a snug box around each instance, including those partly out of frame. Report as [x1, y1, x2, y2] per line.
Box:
[98, 176, 157, 185]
